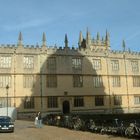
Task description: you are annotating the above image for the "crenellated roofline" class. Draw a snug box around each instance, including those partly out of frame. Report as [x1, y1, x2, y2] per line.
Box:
[0, 31, 139, 57]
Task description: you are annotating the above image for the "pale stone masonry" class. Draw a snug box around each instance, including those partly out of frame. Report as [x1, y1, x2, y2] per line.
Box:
[0, 30, 140, 118]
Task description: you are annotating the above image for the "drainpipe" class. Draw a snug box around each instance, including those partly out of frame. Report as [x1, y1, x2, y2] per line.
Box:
[123, 52, 130, 113]
[105, 51, 112, 114]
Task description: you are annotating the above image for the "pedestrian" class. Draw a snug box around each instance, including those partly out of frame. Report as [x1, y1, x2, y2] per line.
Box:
[38, 112, 42, 128]
[34, 113, 39, 128]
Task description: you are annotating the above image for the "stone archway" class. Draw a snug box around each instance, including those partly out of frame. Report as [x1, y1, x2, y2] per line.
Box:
[62, 100, 70, 114]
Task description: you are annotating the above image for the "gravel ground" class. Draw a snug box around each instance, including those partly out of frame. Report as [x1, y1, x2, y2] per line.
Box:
[0, 120, 136, 140]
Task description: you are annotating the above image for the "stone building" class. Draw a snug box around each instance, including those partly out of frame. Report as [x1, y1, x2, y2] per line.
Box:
[0, 30, 140, 118]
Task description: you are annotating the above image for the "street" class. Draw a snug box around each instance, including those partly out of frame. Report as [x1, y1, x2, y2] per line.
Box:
[0, 120, 136, 140]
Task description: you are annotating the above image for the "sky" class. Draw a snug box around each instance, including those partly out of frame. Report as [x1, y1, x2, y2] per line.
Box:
[0, 0, 140, 51]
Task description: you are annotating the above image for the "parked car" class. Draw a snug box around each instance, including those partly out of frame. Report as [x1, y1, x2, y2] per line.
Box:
[0, 116, 14, 132]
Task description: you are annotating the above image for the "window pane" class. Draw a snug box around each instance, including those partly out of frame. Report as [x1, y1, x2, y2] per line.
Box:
[0, 75, 11, 88]
[72, 58, 82, 73]
[111, 60, 119, 71]
[93, 59, 101, 70]
[48, 96, 58, 108]
[114, 96, 122, 105]
[47, 57, 56, 73]
[46, 75, 57, 88]
[24, 97, 34, 109]
[133, 76, 140, 87]
[93, 76, 103, 88]
[0, 56, 11, 68]
[74, 96, 84, 107]
[23, 75, 34, 88]
[73, 75, 83, 87]
[131, 60, 139, 72]
[23, 56, 34, 69]
[134, 96, 140, 104]
[112, 76, 121, 87]
[95, 96, 104, 106]
[0, 98, 11, 107]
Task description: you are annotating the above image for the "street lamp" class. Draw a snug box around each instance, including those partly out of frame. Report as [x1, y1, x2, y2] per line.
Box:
[6, 85, 9, 117]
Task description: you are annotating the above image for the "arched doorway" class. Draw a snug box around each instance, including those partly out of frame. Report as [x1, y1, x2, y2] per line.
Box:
[62, 100, 70, 114]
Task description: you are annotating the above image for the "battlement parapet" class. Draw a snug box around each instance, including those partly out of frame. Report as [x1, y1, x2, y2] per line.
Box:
[0, 44, 17, 48]
[108, 49, 140, 59]
[0, 43, 140, 58]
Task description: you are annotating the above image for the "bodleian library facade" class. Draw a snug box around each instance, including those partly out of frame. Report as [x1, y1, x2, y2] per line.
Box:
[0, 30, 140, 118]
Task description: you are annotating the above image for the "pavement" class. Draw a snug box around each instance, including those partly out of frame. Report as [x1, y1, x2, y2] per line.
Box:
[0, 120, 135, 140]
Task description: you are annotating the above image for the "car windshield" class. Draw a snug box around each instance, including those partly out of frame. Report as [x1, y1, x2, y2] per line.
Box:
[0, 117, 11, 122]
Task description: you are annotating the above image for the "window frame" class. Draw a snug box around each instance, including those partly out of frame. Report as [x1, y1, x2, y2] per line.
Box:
[47, 57, 56, 73]
[72, 57, 82, 72]
[95, 96, 104, 106]
[112, 76, 121, 87]
[47, 96, 58, 108]
[134, 96, 140, 105]
[111, 60, 119, 71]
[114, 95, 122, 105]
[92, 59, 101, 70]
[23, 75, 34, 88]
[0, 56, 12, 69]
[23, 56, 34, 69]
[131, 60, 139, 72]
[24, 96, 35, 109]
[93, 75, 103, 88]
[0, 75, 11, 88]
[133, 76, 140, 87]
[46, 75, 57, 88]
[74, 96, 84, 107]
[73, 75, 83, 88]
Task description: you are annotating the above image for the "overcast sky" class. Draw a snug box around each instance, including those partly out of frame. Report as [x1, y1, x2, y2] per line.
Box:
[0, 0, 140, 51]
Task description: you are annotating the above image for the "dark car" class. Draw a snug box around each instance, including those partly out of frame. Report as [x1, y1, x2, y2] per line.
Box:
[0, 116, 14, 132]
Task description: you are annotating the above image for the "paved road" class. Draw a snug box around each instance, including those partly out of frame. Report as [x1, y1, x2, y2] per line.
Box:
[0, 120, 135, 140]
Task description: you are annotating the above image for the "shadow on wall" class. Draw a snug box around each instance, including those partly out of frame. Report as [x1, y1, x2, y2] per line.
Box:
[17, 47, 123, 119]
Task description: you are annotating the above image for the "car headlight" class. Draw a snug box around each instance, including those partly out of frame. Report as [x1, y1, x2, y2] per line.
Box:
[0, 125, 1, 127]
[9, 125, 14, 127]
